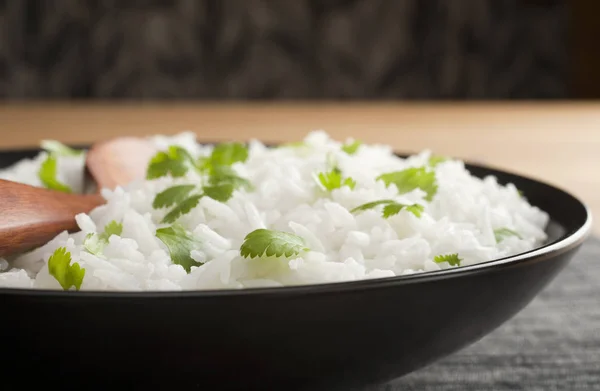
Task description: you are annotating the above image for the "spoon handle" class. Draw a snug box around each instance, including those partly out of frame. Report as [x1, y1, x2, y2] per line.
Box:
[0, 180, 104, 257]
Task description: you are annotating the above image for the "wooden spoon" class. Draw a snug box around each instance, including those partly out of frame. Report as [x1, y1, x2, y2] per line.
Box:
[0, 137, 156, 258]
[85, 137, 157, 192]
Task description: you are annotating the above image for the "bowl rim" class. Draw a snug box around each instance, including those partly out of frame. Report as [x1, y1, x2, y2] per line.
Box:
[0, 145, 593, 298]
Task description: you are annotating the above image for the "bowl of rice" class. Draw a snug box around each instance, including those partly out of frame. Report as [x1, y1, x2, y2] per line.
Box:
[0, 131, 591, 390]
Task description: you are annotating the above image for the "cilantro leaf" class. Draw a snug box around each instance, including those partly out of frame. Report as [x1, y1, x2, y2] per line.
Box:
[341, 140, 362, 155]
[198, 142, 249, 174]
[209, 142, 249, 166]
[38, 155, 72, 193]
[83, 233, 104, 256]
[146, 146, 195, 180]
[173, 145, 196, 163]
[404, 204, 425, 217]
[381, 203, 404, 218]
[343, 177, 357, 189]
[433, 253, 462, 266]
[428, 155, 447, 167]
[155, 224, 203, 272]
[152, 182, 238, 223]
[161, 195, 203, 224]
[351, 199, 424, 218]
[41, 140, 83, 157]
[147, 151, 187, 179]
[315, 168, 356, 191]
[350, 199, 396, 213]
[151, 171, 245, 223]
[148, 144, 251, 221]
[209, 165, 253, 191]
[48, 247, 85, 290]
[83, 220, 123, 256]
[193, 142, 253, 194]
[382, 202, 424, 218]
[100, 220, 123, 241]
[377, 166, 438, 201]
[280, 141, 306, 148]
[240, 229, 309, 259]
[494, 227, 522, 243]
[203, 183, 235, 202]
[196, 156, 211, 173]
[153, 185, 197, 209]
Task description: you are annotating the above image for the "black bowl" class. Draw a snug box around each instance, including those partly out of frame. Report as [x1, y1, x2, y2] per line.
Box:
[0, 147, 592, 391]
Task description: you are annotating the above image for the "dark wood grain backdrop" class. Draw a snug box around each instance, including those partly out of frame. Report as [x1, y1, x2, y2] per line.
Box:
[570, 0, 600, 99]
[0, 0, 580, 100]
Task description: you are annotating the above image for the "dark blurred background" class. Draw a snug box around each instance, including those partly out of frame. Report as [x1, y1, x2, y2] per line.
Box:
[0, 0, 596, 100]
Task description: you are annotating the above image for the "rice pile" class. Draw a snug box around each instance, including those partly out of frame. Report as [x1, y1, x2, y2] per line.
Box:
[0, 131, 549, 291]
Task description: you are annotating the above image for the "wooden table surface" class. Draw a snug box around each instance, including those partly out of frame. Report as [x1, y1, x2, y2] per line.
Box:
[0, 102, 598, 235]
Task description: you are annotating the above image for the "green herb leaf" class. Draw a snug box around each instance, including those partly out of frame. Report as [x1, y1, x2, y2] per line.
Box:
[83, 220, 123, 256]
[433, 253, 462, 267]
[38, 155, 72, 193]
[404, 204, 425, 217]
[100, 220, 123, 241]
[147, 151, 187, 179]
[203, 182, 235, 202]
[240, 229, 309, 259]
[377, 166, 438, 201]
[315, 168, 356, 191]
[41, 140, 83, 157]
[153, 185, 197, 209]
[351, 199, 423, 218]
[161, 195, 203, 224]
[209, 142, 249, 167]
[146, 146, 195, 180]
[341, 140, 362, 155]
[198, 142, 249, 174]
[343, 177, 357, 189]
[350, 199, 396, 213]
[279, 141, 306, 148]
[48, 247, 85, 290]
[208, 165, 253, 191]
[381, 203, 404, 218]
[494, 227, 522, 243]
[155, 224, 203, 273]
[83, 233, 103, 256]
[174, 145, 195, 163]
[152, 181, 238, 223]
[382, 202, 424, 218]
[196, 156, 211, 173]
[194, 142, 253, 193]
[428, 155, 447, 167]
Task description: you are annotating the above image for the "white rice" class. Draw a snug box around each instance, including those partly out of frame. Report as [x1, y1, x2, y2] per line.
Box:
[0, 131, 549, 291]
